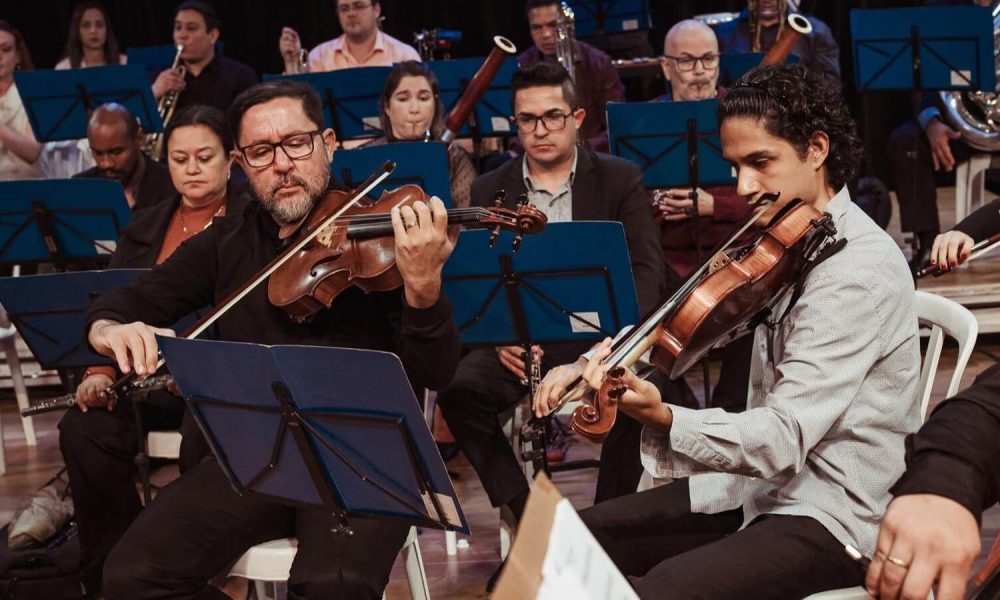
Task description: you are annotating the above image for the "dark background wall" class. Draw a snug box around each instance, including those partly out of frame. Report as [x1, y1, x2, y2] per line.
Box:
[1, 0, 930, 178]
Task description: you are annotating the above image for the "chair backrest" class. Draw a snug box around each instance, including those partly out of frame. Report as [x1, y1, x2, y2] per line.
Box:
[915, 290, 978, 419]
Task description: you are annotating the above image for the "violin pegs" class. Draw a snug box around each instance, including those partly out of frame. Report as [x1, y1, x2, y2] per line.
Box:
[517, 192, 529, 206]
[494, 189, 506, 208]
[512, 229, 524, 252]
[489, 224, 501, 248]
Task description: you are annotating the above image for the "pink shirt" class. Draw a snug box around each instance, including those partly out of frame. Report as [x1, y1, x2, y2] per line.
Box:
[307, 30, 420, 71]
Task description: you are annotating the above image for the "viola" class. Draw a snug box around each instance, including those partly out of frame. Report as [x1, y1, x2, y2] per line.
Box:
[545, 195, 840, 442]
[268, 184, 547, 322]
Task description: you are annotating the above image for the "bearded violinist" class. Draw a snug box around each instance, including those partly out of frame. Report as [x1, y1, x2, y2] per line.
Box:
[86, 79, 460, 600]
[535, 64, 921, 598]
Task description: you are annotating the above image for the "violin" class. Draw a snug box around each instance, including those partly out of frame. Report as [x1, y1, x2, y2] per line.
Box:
[544, 195, 840, 442]
[268, 184, 547, 323]
[23, 162, 546, 417]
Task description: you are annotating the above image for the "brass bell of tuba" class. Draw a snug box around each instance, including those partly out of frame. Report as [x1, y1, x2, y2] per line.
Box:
[939, 2, 1000, 151]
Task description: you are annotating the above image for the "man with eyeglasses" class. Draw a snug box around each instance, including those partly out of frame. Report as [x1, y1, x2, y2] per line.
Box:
[279, 0, 419, 73]
[517, 0, 625, 152]
[649, 19, 756, 415]
[89, 79, 460, 600]
[74, 103, 175, 212]
[435, 62, 665, 591]
[713, 0, 840, 81]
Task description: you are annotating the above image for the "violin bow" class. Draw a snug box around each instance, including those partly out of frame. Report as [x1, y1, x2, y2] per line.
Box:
[915, 232, 1000, 278]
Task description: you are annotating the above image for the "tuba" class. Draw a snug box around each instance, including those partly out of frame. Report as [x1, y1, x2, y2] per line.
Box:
[939, 2, 1000, 151]
[555, 2, 576, 82]
[145, 44, 186, 160]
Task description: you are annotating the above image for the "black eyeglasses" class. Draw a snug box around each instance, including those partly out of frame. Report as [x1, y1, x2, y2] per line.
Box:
[664, 53, 720, 72]
[238, 131, 322, 168]
[512, 110, 575, 133]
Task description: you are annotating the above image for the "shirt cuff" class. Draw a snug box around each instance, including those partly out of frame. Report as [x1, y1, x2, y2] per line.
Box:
[918, 107, 942, 131]
[891, 451, 988, 523]
[402, 292, 453, 334]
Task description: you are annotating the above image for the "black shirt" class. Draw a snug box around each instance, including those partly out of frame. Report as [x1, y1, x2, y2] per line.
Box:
[74, 155, 176, 213]
[891, 362, 1000, 522]
[176, 53, 258, 115]
[954, 198, 1000, 243]
[85, 199, 461, 393]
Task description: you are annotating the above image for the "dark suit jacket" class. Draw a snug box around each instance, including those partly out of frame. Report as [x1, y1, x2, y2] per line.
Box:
[74, 156, 176, 213]
[471, 148, 666, 320]
[109, 182, 252, 269]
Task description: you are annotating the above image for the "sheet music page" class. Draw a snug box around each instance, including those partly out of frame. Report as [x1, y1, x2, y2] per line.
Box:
[538, 499, 640, 600]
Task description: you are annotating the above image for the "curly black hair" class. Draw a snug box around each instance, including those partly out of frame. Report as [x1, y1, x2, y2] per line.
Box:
[718, 64, 862, 191]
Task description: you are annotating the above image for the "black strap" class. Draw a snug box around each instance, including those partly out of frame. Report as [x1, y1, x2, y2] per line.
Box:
[774, 237, 848, 327]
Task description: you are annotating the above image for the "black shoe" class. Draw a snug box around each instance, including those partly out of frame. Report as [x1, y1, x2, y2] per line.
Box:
[909, 247, 932, 275]
[486, 560, 506, 593]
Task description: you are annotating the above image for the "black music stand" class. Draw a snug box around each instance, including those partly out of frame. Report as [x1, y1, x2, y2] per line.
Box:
[159, 336, 469, 533]
[567, 0, 651, 37]
[13, 65, 162, 142]
[265, 69, 391, 143]
[331, 141, 454, 207]
[0, 179, 131, 269]
[442, 222, 639, 475]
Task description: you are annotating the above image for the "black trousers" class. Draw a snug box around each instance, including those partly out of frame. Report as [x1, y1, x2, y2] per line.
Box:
[579, 479, 865, 599]
[437, 348, 696, 508]
[102, 458, 409, 600]
[58, 396, 185, 594]
[888, 120, 978, 236]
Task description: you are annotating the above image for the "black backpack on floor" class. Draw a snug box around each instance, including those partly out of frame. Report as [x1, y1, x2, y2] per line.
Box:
[0, 520, 83, 600]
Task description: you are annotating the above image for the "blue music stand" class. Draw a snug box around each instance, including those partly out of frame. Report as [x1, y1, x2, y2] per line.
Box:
[159, 336, 469, 533]
[851, 6, 996, 91]
[0, 269, 145, 370]
[442, 222, 638, 348]
[607, 99, 735, 189]
[567, 0, 651, 37]
[331, 141, 453, 208]
[428, 57, 518, 138]
[13, 65, 162, 142]
[717, 52, 799, 87]
[0, 179, 131, 267]
[126, 43, 225, 82]
[265, 68, 391, 142]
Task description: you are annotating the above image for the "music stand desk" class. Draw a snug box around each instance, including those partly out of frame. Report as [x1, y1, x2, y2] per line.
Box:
[607, 99, 735, 189]
[160, 336, 469, 533]
[331, 141, 453, 208]
[851, 6, 995, 91]
[14, 65, 162, 142]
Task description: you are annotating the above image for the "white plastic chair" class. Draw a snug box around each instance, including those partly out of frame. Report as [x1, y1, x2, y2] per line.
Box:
[955, 153, 996, 223]
[804, 291, 977, 600]
[0, 310, 37, 477]
[227, 526, 430, 600]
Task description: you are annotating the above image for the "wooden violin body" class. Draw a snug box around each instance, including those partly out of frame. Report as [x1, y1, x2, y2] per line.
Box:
[569, 198, 838, 441]
[268, 184, 547, 323]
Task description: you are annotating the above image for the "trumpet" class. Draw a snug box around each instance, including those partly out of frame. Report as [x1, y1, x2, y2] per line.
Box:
[145, 44, 186, 160]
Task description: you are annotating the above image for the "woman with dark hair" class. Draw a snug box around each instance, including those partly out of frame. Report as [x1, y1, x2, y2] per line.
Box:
[366, 60, 477, 208]
[57, 2, 126, 69]
[0, 19, 43, 181]
[59, 104, 249, 599]
[46, 4, 127, 178]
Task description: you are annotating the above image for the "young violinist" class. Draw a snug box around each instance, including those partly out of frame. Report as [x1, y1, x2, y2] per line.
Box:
[534, 63, 923, 598]
[84, 79, 459, 600]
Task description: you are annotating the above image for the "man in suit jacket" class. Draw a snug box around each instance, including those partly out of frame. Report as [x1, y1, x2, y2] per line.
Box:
[73, 103, 175, 212]
[436, 63, 667, 559]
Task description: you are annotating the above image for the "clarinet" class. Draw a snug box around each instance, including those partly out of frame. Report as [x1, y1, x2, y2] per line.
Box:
[21, 374, 174, 417]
